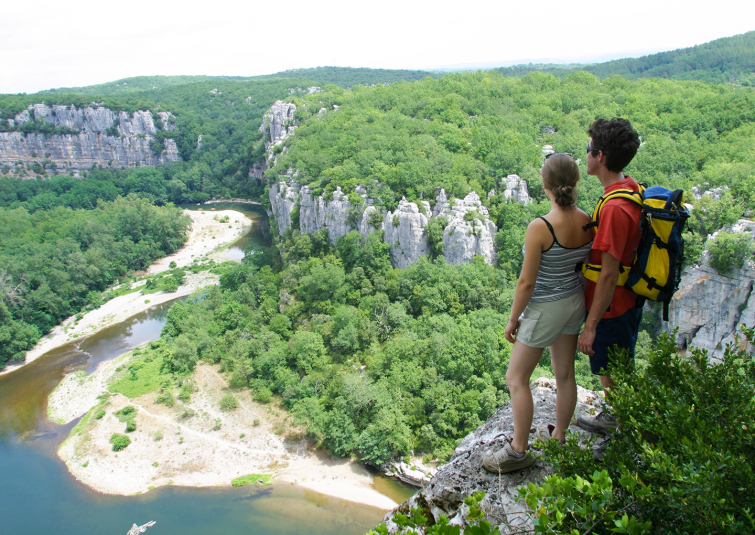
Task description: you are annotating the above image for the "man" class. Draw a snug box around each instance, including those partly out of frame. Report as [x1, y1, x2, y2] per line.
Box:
[577, 118, 642, 436]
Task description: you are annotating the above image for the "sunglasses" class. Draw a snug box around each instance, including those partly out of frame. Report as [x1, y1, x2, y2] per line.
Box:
[545, 152, 573, 160]
[586, 145, 601, 155]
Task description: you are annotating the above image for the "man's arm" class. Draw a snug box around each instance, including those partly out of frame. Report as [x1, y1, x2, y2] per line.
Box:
[578, 252, 620, 355]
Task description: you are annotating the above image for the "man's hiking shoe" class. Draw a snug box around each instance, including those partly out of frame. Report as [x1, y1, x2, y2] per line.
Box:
[482, 442, 534, 474]
[593, 437, 611, 461]
[576, 411, 617, 435]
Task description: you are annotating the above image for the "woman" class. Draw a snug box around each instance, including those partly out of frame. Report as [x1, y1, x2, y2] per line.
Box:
[483, 153, 593, 474]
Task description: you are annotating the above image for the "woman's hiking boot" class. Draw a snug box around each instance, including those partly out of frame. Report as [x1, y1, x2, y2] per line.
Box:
[482, 442, 534, 474]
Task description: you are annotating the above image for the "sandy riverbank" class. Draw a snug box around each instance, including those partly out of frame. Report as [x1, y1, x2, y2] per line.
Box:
[51, 358, 399, 510]
[1, 209, 252, 377]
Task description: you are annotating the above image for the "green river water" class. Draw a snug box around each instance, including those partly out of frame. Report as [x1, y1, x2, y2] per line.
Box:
[0, 203, 415, 535]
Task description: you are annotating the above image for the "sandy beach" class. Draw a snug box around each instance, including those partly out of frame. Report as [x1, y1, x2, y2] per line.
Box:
[50, 359, 399, 510]
[1, 209, 252, 376]
[17, 206, 405, 510]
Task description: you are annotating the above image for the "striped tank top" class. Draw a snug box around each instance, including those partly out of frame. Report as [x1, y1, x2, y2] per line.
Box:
[530, 217, 593, 303]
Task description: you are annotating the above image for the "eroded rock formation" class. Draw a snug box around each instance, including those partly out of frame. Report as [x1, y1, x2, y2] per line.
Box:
[0, 104, 180, 175]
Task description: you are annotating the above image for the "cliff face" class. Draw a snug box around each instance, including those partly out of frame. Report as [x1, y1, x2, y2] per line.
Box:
[378, 379, 602, 534]
[269, 179, 500, 268]
[0, 104, 180, 175]
[670, 219, 755, 360]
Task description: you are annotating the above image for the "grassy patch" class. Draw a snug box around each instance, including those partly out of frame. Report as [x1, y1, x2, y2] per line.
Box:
[231, 474, 273, 487]
[109, 353, 165, 399]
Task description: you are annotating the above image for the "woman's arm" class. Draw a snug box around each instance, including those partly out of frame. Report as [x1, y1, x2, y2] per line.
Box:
[505, 219, 548, 343]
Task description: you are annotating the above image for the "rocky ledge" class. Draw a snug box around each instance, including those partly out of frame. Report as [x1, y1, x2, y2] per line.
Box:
[378, 379, 602, 534]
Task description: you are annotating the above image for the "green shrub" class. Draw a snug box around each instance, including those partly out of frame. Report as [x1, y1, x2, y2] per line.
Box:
[153, 430, 164, 441]
[708, 231, 753, 275]
[220, 394, 238, 412]
[94, 410, 106, 420]
[110, 433, 131, 451]
[254, 387, 273, 403]
[155, 390, 175, 407]
[541, 331, 755, 534]
[114, 405, 137, 422]
[125, 421, 136, 433]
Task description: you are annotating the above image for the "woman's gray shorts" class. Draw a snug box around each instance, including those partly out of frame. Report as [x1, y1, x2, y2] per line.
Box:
[515, 292, 586, 348]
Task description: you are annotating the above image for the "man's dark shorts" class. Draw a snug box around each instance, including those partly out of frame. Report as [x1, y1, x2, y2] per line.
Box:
[590, 306, 643, 375]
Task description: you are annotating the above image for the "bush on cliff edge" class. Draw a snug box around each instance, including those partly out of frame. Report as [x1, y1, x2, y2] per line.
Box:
[539, 330, 755, 534]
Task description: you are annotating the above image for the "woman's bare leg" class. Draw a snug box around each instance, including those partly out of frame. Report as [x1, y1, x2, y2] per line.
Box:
[506, 340, 544, 454]
[549, 333, 578, 442]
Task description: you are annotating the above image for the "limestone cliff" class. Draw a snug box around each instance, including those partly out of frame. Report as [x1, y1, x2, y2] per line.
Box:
[378, 379, 602, 534]
[0, 104, 180, 175]
[670, 219, 755, 360]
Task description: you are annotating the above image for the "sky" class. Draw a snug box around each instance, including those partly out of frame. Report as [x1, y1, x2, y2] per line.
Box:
[1, 0, 753, 94]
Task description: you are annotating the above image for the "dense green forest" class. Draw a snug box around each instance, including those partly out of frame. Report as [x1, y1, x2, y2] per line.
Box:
[0, 195, 190, 366]
[497, 31, 755, 86]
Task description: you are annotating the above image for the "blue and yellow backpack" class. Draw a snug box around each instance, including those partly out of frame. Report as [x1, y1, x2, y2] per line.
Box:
[580, 185, 690, 321]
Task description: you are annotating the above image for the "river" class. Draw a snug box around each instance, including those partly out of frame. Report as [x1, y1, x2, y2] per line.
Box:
[0, 203, 414, 535]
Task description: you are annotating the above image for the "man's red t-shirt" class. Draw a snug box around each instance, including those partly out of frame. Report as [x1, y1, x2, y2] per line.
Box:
[585, 176, 642, 319]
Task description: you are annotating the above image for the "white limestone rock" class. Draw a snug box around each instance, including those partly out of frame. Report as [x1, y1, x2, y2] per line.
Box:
[669, 219, 755, 360]
[269, 181, 301, 236]
[1, 104, 180, 173]
[435, 191, 498, 266]
[299, 186, 356, 243]
[690, 185, 729, 201]
[262, 100, 297, 149]
[384, 199, 430, 268]
[500, 174, 530, 204]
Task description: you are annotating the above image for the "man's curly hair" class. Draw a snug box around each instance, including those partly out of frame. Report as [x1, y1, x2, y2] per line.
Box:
[587, 118, 640, 173]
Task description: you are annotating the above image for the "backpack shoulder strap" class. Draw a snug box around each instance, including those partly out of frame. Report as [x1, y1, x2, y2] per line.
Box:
[583, 188, 644, 231]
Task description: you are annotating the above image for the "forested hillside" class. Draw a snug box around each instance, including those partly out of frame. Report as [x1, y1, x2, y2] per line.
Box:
[0, 195, 190, 366]
[497, 31, 755, 86]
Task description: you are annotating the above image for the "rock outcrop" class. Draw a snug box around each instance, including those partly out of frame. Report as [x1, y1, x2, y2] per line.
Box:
[499, 175, 530, 204]
[670, 219, 755, 360]
[385, 198, 432, 268]
[0, 104, 180, 175]
[434, 190, 498, 266]
[126, 521, 156, 535]
[378, 378, 602, 534]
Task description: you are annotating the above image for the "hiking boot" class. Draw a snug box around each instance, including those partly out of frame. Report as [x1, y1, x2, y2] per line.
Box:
[482, 442, 534, 474]
[593, 437, 611, 461]
[535, 424, 565, 446]
[576, 411, 617, 435]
